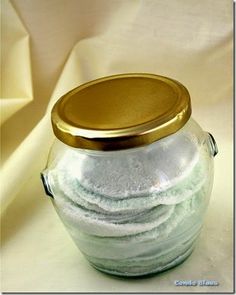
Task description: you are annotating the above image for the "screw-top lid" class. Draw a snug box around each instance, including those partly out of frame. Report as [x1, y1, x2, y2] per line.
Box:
[51, 73, 191, 151]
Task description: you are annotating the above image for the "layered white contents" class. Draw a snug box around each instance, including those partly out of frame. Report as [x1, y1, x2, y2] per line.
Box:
[45, 131, 212, 276]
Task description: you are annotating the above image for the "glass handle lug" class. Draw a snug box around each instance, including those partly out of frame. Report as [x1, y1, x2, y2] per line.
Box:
[40, 171, 54, 198]
[207, 132, 218, 157]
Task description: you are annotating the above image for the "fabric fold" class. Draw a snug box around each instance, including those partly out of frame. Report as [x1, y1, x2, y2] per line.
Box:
[1, 0, 33, 125]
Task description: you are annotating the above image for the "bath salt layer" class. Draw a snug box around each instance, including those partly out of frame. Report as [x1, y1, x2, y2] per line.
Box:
[46, 136, 211, 276]
[47, 146, 207, 213]
[52, 131, 199, 199]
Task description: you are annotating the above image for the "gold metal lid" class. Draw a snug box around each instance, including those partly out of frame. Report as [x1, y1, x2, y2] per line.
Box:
[51, 73, 191, 151]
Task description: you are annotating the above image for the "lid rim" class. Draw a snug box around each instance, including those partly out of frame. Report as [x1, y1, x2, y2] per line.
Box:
[51, 73, 191, 150]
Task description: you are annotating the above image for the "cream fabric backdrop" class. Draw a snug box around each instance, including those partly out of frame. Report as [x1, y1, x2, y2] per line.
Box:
[1, 0, 233, 292]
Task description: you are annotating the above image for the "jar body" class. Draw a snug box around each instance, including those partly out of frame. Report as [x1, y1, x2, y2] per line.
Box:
[41, 118, 217, 277]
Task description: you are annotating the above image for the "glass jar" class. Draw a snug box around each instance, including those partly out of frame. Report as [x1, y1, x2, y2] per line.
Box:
[41, 73, 218, 277]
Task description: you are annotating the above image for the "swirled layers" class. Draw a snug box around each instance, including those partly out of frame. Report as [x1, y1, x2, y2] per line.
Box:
[45, 143, 211, 276]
